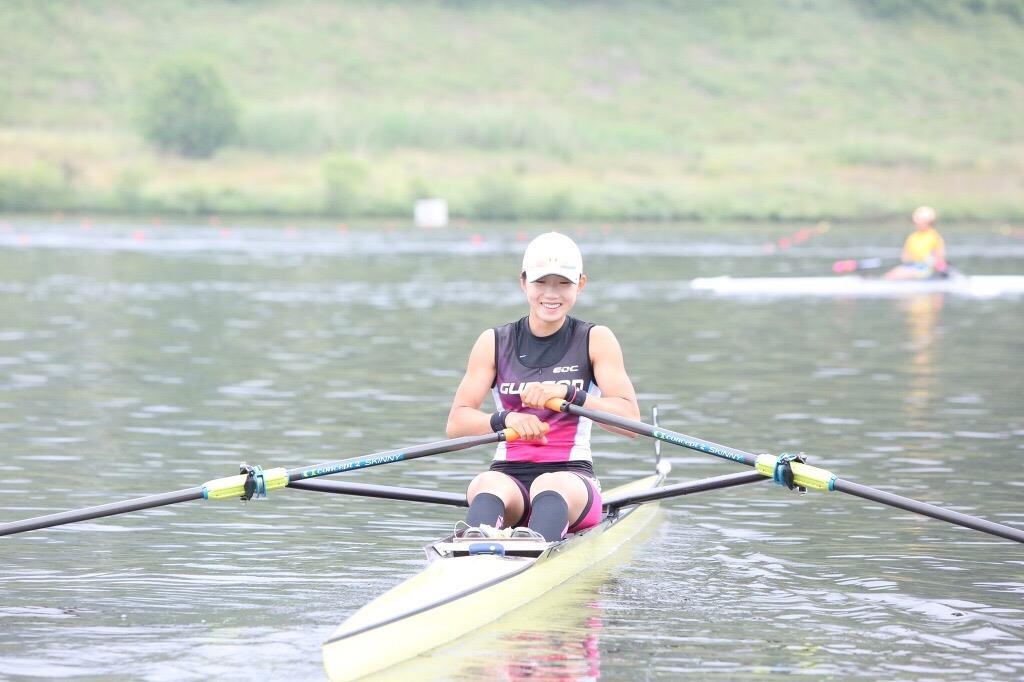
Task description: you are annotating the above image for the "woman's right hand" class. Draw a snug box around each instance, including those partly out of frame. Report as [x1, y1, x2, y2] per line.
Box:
[505, 411, 549, 443]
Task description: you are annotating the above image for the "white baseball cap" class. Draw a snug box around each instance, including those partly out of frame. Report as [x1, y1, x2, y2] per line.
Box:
[912, 205, 936, 225]
[521, 232, 583, 284]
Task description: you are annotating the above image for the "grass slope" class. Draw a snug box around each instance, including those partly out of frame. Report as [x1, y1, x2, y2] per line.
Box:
[1, 0, 1022, 221]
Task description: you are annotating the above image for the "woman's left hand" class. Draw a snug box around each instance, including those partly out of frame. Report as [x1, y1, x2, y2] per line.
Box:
[518, 381, 569, 410]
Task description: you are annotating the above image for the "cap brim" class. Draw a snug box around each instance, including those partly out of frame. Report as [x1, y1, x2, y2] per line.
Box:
[523, 267, 581, 284]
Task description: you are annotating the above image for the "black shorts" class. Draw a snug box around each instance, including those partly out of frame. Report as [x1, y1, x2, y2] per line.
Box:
[488, 460, 601, 529]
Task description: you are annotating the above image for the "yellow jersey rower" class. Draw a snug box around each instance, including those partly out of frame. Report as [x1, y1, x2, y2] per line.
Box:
[884, 205, 948, 280]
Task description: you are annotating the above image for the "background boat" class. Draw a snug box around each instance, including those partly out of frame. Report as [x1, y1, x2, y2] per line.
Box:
[689, 273, 1024, 297]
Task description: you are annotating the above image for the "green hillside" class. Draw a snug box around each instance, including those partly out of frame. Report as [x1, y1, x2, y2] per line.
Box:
[2, 0, 1023, 221]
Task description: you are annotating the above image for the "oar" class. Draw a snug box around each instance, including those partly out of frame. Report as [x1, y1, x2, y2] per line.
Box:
[604, 470, 767, 509]
[763, 221, 830, 253]
[832, 257, 885, 274]
[288, 479, 468, 507]
[291, 471, 768, 509]
[546, 399, 1024, 544]
[291, 465, 767, 513]
[833, 257, 960, 279]
[0, 429, 520, 536]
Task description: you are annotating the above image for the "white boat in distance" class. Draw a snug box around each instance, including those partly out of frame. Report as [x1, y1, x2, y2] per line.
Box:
[689, 273, 1024, 298]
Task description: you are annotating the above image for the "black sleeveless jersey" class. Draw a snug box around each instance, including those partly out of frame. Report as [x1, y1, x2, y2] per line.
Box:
[490, 316, 598, 462]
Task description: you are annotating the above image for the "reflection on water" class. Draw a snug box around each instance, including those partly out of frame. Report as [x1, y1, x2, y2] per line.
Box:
[1, 221, 1022, 681]
[379, 573, 610, 682]
[902, 293, 944, 426]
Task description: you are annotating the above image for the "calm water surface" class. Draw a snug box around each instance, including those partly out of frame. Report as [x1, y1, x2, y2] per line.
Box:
[1, 220, 1022, 681]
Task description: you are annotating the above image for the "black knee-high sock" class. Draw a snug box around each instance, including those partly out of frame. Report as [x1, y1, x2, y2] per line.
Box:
[466, 492, 505, 528]
[527, 491, 569, 541]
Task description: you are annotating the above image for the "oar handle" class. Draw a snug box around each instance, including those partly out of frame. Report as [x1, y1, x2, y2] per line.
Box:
[545, 397, 567, 411]
[501, 422, 549, 442]
[502, 426, 525, 442]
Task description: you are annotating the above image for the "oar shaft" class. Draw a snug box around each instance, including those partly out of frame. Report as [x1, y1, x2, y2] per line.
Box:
[545, 399, 759, 467]
[0, 487, 203, 537]
[286, 430, 514, 481]
[834, 479, 1024, 543]
[604, 470, 766, 509]
[288, 479, 467, 507]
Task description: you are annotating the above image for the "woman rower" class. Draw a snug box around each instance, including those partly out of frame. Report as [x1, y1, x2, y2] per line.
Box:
[884, 205, 948, 280]
[445, 231, 640, 541]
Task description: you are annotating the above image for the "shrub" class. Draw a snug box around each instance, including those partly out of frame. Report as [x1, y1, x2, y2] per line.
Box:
[138, 58, 239, 158]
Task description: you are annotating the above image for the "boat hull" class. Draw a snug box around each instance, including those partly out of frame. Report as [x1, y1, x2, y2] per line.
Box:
[322, 472, 665, 681]
[690, 274, 1024, 297]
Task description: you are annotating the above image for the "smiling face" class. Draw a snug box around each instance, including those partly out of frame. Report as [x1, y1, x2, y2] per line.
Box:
[521, 273, 587, 335]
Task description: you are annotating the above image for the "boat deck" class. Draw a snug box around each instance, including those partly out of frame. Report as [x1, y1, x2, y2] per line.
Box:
[429, 534, 550, 559]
